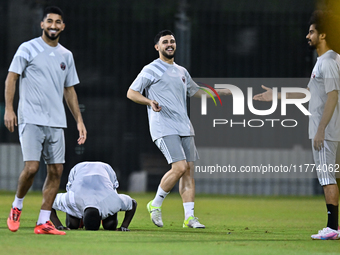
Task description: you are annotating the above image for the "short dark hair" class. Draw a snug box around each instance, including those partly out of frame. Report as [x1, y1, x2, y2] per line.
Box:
[154, 30, 175, 45]
[309, 10, 328, 34]
[42, 6, 64, 21]
[309, 10, 340, 54]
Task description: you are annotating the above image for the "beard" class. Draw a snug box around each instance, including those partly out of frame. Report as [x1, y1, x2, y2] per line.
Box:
[160, 49, 175, 60]
[43, 29, 61, 41]
[307, 40, 317, 50]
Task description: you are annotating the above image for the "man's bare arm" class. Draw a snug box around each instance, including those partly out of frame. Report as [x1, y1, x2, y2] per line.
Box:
[4, 72, 20, 132]
[127, 88, 161, 112]
[64, 86, 87, 145]
[117, 199, 137, 231]
[313, 90, 338, 150]
[253, 85, 308, 101]
[50, 208, 70, 230]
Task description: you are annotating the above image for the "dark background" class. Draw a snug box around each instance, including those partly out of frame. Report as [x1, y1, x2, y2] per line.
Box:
[0, 0, 322, 190]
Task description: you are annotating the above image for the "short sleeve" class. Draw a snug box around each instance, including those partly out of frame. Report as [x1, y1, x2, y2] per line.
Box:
[129, 69, 155, 93]
[118, 194, 133, 211]
[64, 53, 80, 87]
[52, 193, 66, 211]
[321, 59, 340, 93]
[8, 43, 30, 75]
[186, 71, 199, 97]
[104, 164, 119, 189]
[66, 164, 78, 191]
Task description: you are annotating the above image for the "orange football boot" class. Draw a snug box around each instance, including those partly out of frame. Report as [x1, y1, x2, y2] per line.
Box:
[7, 207, 22, 232]
[34, 221, 66, 235]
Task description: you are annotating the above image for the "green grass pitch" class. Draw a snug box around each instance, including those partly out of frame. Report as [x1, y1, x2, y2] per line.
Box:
[0, 191, 340, 254]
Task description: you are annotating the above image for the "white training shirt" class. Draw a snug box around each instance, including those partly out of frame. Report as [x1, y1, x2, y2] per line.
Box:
[130, 58, 199, 141]
[53, 162, 133, 219]
[308, 50, 340, 141]
[8, 37, 79, 128]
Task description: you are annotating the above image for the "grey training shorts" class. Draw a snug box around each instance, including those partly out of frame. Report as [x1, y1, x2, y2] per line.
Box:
[311, 139, 339, 186]
[155, 135, 199, 164]
[19, 123, 65, 164]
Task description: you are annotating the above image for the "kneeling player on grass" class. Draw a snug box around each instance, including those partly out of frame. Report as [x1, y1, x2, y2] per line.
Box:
[50, 161, 137, 231]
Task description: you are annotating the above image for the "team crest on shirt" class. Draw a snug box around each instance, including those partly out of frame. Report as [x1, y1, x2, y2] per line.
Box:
[182, 76, 186, 83]
[60, 62, 66, 71]
[311, 72, 315, 79]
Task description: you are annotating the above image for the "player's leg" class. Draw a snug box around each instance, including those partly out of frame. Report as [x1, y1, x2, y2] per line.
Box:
[180, 137, 204, 228]
[147, 135, 188, 227]
[102, 213, 118, 230]
[154, 135, 189, 193]
[319, 141, 339, 231]
[179, 162, 195, 203]
[7, 161, 40, 232]
[180, 164, 204, 229]
[83, 207, 101, 230]
[16, 161, 41, 198]
[151, 160, 188, 208]
[335, 141, 340, 231]
[159, 160, 189, 192]
[323, 184, 339, 226]
[7, 124, 43, 232]
[34, 127, 66, 235]
[34, 163, 63, 228]
[41, 163, 63, 211]
[311, 140, 339, 240]
[147, 160, 188, 227]
[34, 163, 65, 235]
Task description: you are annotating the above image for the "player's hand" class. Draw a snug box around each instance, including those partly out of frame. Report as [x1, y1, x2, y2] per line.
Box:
[313, 129, 325, 151]
[4, 109, 17, 133]
[150, 100, 162, 112]
[57, 225, 70, 230]
[116, 227, 130, 231]
[77, 122, 87, 145]
[253, 85, 273, 101]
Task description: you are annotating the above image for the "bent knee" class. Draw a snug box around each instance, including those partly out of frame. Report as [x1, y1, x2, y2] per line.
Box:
[102, 216, 118, 230]
[67, 221, 80, 229]
[172, 162, 190, 176]
[23, 162, 39, 175]
[66, 214, 81, 229]
[47, 164, 64, 178]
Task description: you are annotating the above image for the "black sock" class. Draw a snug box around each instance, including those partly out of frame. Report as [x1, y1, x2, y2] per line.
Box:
[326, 204, 339, 230]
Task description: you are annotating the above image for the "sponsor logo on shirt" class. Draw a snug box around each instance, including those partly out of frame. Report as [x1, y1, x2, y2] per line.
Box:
[60, 62, 66, 71]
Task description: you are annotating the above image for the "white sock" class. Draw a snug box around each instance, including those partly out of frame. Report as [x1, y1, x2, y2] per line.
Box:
[12, 195, 24, 210]
[37, 210, 51, 225]
[183, 202, 194, 220]
[152, 186, 169, 207]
